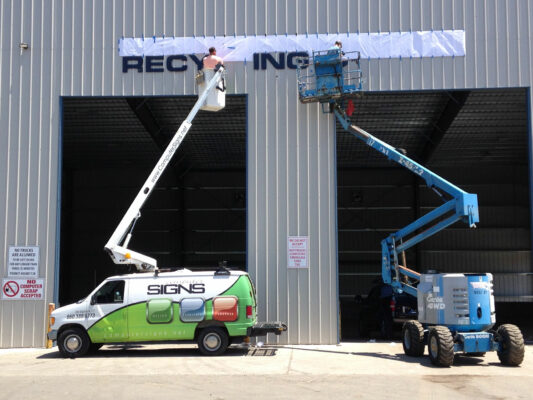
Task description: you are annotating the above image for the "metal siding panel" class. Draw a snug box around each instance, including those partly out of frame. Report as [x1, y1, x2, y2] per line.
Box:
[508, 0, 520, 87]
[275, 69, 289, 345]
[518, 0, 530, 86]
[204, 0, 214, 36]
[463, 0, 476, 88]
[92, 1, 104, 96]
[422, 57, 432, 89]
[82, 0, 93, 94]
[3, 0, 533, 348]
[255, 67, 268, 337]
[399, 0, 411, 31]
[61, 0, 72, 95]
[307, 100, 320, 344]
[102, 0, 114, 95]
[18, 0, 31, 246]
[266, 66, 276, 330]
[411, 0, 422, 31]
[4, 1, 22, 348]
[453, 0, 464, 29]
[442, 0, 453, 28]
[286, 79, 300, 345]
[71, 1, 83, 94]
[358, 0, 370, 33]
[0, 0, 4, 259]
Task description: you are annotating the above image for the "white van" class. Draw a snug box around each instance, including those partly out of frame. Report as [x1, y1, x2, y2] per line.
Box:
[48, 268, 286, 357]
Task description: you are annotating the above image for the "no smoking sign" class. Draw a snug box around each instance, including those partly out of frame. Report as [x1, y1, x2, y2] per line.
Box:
[3, 280, 19, 297]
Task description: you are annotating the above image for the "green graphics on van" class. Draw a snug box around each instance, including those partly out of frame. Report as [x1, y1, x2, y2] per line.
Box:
[147, 299, 173, 323]
[85, 273, 255, 343]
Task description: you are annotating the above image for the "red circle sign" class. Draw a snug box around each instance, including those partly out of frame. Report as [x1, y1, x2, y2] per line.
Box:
[3, 281, 19, 297]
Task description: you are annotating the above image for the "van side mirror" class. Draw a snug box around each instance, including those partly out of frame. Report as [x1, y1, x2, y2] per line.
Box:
[90, 295, 96, 305]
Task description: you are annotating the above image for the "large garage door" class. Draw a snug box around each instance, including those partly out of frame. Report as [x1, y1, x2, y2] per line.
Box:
[59, 96, 246, 305]
[337, 89, 531, 339]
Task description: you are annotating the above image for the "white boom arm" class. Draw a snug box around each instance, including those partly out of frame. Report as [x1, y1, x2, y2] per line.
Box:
[105, 66, 225, 271]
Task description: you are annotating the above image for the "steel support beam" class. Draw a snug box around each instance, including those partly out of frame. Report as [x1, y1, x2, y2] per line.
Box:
[526, 87, 533, 271]
[126, 98, 168, 151]
[418, 90, 470, 164]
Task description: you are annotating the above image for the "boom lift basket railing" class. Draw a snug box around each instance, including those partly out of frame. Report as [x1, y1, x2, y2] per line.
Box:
[297, 50, 363, 104]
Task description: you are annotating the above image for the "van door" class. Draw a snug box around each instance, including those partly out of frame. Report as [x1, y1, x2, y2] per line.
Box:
[86, 280, 129, 343]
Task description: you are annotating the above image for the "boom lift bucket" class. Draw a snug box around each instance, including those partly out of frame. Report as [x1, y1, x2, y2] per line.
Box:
[197, 67, 226, 111]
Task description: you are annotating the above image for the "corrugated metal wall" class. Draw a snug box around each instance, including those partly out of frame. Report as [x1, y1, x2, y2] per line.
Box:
[1, 0, 532, 347]
[339, 165, 531, 301]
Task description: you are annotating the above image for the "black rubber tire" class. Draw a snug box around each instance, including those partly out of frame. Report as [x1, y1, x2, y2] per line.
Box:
[464, 352, 486, 357]
[427, 326, 455, 367]
[497, 324, 525, 366]
[58, 327, 91, 358]
[197, 327, 229, 356]
[402, 320, 425, 357]
[88, 343, 103, 353]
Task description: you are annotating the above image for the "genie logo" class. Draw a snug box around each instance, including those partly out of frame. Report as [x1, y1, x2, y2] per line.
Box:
[122, 52, 309, 73]
[426, 293, 445, 310]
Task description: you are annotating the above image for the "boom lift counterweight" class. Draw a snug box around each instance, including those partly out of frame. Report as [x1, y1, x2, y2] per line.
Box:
[297, 49, 524, 367]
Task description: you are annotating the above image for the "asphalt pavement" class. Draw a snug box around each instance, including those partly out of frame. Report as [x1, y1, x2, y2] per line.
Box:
[0, 341, 531, 399]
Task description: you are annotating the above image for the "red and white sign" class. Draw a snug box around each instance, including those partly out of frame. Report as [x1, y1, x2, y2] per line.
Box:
[2, 279, 44, 300]
[288, 236, 309, 269]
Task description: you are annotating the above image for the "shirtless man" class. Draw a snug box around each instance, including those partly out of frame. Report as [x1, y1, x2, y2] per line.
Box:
[203, 47, 224, 69]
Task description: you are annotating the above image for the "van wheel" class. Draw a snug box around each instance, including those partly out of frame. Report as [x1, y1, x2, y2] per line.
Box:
[58, 327, 91, 358]
[197, 327, 229, 356]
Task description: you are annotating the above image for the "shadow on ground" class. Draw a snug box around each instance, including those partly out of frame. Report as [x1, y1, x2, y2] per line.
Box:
[37, 345, 276, 359]
[266, 343, 506, 369]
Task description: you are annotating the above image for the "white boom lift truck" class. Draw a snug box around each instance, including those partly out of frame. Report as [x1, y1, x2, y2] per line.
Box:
[104, 64, 226, 271]
[47, 65, 286, 357]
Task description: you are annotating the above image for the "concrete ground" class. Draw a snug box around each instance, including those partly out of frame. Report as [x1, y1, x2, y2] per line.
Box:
[0, 341, 532, 400]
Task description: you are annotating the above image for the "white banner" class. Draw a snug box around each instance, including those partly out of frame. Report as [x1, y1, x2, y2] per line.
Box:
[119, 30, 465, 60]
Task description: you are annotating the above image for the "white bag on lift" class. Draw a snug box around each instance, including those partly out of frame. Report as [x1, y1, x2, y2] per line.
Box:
[196, 68, 226, 111]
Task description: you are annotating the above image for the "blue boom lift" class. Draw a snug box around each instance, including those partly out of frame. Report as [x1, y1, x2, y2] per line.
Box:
[297, 49, 525, 367]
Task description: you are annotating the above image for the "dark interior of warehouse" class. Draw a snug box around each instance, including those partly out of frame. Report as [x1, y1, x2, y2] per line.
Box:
[59, 95, 247, 304]
[338, 88, 531, 339]
[59, 89, 531, 339]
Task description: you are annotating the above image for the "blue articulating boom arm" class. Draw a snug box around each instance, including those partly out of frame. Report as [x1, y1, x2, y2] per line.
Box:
[332, 103, 479, 298]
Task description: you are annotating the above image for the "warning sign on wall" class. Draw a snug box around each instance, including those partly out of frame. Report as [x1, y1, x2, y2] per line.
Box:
[288, 236, 309, 269]
[2, 279, 44, 300]
[8, 246, 39, 277]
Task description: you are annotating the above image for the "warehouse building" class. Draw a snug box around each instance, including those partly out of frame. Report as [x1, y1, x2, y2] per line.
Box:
[0, 0, 531, 347]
